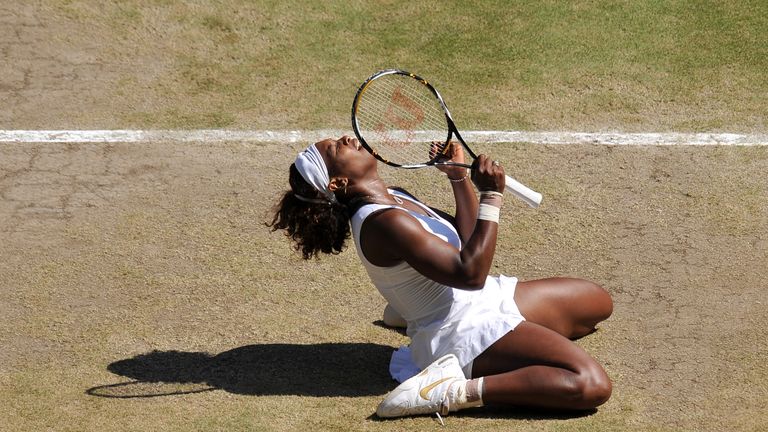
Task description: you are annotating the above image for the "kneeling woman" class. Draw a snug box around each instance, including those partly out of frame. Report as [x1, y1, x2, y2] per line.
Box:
[269, 135, 613, 418]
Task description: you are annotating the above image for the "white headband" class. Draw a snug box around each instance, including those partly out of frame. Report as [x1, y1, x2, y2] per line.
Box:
[294, 144, 337, 204]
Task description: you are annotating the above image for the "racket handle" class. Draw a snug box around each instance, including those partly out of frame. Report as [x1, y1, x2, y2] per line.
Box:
[504, 175, 542, 208]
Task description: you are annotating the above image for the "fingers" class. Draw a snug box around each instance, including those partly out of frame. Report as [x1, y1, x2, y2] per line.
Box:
[471, 155, 505, 192]
[431, 141, 468, 180]
[429, 141, 465, 161]
[429, 141, 443, 160]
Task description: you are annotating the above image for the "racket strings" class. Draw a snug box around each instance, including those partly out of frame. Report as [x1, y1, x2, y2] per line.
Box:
[356, 75, 449, 165]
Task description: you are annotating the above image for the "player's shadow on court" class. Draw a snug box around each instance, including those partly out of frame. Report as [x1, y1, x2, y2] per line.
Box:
[86, 343, 394, 399]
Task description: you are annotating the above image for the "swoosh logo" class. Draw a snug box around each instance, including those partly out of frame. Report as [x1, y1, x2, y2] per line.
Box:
[419, 377, 453, 400]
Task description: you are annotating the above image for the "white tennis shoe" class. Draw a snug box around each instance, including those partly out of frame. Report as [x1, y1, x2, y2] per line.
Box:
[376, 354, 465, 418]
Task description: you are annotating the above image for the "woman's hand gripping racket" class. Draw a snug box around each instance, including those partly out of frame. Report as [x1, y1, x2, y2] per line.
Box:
[351, 69, 542, 208]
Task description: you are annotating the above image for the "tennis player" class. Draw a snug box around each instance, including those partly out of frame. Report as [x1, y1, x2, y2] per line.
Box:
[269, 135, 613, 418]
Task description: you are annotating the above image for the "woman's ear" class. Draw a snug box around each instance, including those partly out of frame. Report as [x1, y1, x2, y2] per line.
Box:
[328, 177, 349, 193]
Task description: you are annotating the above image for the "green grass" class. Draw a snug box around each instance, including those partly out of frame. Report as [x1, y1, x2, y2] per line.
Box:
[46, 0, 768, 131]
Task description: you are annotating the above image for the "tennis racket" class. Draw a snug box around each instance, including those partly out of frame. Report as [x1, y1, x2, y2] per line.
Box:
[351, 69, 542, 208]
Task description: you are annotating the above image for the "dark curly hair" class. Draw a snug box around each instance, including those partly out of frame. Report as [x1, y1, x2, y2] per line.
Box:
[268, 163, 353, 260]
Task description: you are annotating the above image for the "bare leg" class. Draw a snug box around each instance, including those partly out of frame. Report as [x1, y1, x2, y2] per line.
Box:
[514, 277, 613, 339]
[468, 278, 613, 410]
[472, 321, 612, 410]
[382, 277, 612, 334]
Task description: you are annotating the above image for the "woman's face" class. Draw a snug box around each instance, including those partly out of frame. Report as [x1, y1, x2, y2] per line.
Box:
[314, 135, 376, 180]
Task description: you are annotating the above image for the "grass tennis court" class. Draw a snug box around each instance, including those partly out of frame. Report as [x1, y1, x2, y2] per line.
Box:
[1, 1, 767, 431]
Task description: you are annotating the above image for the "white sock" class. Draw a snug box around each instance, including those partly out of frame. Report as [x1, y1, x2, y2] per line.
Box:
[447, 377, 484, 411]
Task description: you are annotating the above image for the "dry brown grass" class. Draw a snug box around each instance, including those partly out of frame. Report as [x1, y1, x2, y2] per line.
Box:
[1, 141, 766, 431]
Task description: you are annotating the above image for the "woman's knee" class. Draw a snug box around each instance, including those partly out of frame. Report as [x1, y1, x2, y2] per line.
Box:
[552, 278, 613, 338]
[570, 364, 612, 409]
[578, 279, 613, 321]
[583, 369, 612, 408]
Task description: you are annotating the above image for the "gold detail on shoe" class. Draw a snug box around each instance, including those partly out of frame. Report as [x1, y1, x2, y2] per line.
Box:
[419, 377, 453, 400]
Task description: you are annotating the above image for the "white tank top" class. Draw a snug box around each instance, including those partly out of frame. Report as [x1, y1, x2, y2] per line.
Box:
[350, 189, 462, 325]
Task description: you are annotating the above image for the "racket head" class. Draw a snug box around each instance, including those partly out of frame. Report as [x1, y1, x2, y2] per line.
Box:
[351, 69, 454, 168]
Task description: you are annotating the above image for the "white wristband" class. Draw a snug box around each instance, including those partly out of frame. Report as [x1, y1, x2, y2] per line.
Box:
[477, 203, 500, 223]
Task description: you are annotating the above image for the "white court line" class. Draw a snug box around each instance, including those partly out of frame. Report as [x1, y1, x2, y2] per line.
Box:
[1, 130, 767, 145]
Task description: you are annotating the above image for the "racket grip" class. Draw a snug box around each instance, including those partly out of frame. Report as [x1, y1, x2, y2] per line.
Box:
[504, 175, 542, 208]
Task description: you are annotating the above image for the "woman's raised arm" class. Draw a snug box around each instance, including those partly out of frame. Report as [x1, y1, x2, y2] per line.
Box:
[361, 155, 506, 290]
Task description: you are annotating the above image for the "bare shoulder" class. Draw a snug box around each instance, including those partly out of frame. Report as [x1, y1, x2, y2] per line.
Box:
[360, 207, 425, 266]
[362, 206, 424, 237]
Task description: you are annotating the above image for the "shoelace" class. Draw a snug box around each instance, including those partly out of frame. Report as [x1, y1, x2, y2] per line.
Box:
[434, 392, 451, 426]
[435, 412, 445, 426]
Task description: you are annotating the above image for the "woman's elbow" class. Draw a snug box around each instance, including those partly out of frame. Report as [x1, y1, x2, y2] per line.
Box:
[454, 273, 486, 290]
[464, 281, 485, 290]
[444, 258, 489, 290]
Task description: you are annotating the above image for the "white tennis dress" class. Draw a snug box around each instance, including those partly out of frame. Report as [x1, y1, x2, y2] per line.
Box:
[350, 189, 525, 381]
